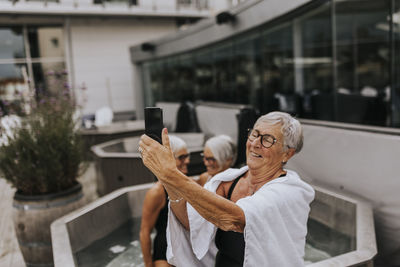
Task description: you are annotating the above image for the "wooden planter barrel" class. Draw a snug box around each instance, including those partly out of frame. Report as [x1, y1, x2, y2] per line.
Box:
[12, 183, 86, 267]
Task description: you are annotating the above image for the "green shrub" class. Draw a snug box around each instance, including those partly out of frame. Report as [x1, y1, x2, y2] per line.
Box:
[0, 91, 87, 195]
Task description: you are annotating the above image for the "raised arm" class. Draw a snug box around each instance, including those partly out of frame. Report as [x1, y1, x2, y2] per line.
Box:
[139, 129, 245, 233]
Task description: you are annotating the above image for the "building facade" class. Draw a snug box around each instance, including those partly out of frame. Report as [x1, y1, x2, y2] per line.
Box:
[131, 0, 400, 129]
[0, 0, 237, 117]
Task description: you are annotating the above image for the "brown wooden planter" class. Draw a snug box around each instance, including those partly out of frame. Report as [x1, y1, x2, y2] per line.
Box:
[12, 183, 87, 267]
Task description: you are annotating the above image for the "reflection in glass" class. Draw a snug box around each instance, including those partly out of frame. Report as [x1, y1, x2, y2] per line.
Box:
[142, 60, 164, 106]
[176, 54, 195, 101]
[163, 57, 180, 102]
[393, 1, 400, 127]
[336, 0, 389, 92]
[142, 62, 153, 107]
[138, 0, 400, 128]
[233, 33, 261, 107]
[335, 0, 389, 126]
[0, 27, 25, 59]
[300, 4, 332, 93]
[213, 42, 234, 102]
[296, 3, 333, 120]
[260, 24, 294, 115]
[194, 48, 214, 100]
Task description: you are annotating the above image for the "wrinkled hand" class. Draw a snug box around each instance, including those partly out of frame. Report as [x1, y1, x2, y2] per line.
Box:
[139, 128, 177, 182]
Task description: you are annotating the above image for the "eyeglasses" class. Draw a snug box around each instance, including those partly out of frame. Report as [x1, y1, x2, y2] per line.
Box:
[200, 153, 217, 164]
[247, 128, 280, 148]
[176, 154, 190, 161]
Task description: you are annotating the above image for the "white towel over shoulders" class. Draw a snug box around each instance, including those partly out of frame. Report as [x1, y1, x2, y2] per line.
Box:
[166, 166, 315, 267]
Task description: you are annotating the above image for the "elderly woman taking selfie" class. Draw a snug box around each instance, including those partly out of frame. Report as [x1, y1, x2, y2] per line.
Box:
[139, 111, 315, 267]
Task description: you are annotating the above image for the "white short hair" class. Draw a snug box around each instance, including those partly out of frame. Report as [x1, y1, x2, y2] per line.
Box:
[255, 111, 303, 153]
[205, 135, 237, 167]
[169, 135, 187, 155]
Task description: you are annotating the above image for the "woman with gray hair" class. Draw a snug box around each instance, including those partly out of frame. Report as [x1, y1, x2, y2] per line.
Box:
[140, 135, 194, 267]
[139, 112, 315, 266]
[198, 135, 237, 186]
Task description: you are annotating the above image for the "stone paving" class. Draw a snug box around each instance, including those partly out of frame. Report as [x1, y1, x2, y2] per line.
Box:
[0, 163, 98, 267]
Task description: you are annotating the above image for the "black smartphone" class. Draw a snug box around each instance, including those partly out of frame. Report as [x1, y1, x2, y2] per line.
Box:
[144, 107, 163, 144]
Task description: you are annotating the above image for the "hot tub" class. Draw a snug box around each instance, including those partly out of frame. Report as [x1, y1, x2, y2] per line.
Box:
[51, 183, 376, 266]
[91, 133, 206, 196]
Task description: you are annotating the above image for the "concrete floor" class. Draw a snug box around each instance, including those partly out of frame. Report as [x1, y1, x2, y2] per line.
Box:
[0, 163, 98, 267]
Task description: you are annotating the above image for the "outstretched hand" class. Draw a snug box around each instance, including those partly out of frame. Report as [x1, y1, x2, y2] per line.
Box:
[139, 128, 177, 182]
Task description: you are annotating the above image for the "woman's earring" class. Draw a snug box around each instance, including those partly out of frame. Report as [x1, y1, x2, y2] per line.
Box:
[282, 161, 287, 165]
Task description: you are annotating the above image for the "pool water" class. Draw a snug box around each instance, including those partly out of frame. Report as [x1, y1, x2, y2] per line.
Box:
[75, 217, 143, 267]
[75, 217, 355, 266]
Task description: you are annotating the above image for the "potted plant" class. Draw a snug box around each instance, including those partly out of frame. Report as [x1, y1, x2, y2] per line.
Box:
[0, 75, 88, 267]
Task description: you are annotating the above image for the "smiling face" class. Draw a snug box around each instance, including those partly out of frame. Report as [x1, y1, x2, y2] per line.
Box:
[246, 121, 289, 174]
[202, 146, 221, 176]
[175, 148, 190, 175]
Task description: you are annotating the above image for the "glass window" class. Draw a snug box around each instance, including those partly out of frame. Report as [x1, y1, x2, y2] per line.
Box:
[299, 3, 332, 94]
[142, 60, 164, 106]
[335, 0, 390, 126]
[163, 56, 181, 102]
[233, 32, 261, 107]
[141, 62, 152, 107]
[0, 27, 25, 59]
[193, 48, 214, 101]
[0, 25, 66, 115]
[176, 54, 195, 101]
[138, 0, 399, 129]
[393, 0, 400, 127]
[297, 3, 333, 120]
[213, 42, 234, 102]
[260, 24, 294, 115]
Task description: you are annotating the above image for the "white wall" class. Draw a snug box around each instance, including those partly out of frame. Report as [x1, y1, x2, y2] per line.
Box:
[287, 124, 400, 265]
[69, 18, 177, 115]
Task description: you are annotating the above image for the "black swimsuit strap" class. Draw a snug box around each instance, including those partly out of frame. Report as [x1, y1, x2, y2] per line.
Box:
[226, 171, 287, 200]
[227, 172, 247, 200]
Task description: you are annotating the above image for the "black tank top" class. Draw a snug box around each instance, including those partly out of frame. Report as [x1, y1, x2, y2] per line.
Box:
[152, 190, 169, 261]
[214, 172, 287, 266]
[154, 190, 168, 233]
[215, 173, 246, 267]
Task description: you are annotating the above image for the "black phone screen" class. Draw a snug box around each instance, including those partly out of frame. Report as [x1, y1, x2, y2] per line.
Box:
[144, 107, 163, 144]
